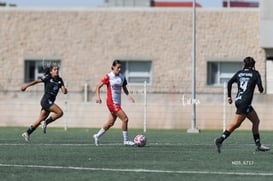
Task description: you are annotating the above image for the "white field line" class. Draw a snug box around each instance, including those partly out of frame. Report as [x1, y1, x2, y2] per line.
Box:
[0, 142, 260, 146]
[0, 163, 273, 176]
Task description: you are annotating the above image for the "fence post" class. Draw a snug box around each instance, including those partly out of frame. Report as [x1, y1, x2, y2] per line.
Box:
[84, 83, 88, 103]
[64, 82, 68, 131]
[143, 81, 147, 133]
[223, 82, 227, 131]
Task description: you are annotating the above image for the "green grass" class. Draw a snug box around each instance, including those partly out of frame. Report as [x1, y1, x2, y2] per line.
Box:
[0, 127, 272, 181]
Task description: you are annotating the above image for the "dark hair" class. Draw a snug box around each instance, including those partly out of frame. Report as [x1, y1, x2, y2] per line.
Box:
[111, 59, 121, 70]
[243, 57, 255, 69]
[44, 63, 59, 75]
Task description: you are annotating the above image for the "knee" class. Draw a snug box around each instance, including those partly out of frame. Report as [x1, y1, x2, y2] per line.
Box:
[123, 117, 129, 124]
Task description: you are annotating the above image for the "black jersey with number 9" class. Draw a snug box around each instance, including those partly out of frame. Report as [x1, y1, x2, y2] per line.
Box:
[227, 69, 263, 106]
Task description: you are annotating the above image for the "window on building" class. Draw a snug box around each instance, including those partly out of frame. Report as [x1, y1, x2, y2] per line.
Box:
[24, 59, 61, 83]
[207, 61, 242, 85]
[120, 60, 152, 85]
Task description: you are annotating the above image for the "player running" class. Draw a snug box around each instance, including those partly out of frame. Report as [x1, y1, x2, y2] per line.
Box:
[215, 57, 270, 153]
[93, 60, 135, 146]
[21, 64, 68, 142]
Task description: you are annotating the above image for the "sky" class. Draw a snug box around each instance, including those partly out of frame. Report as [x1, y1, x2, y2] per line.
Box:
[2, 0, 224, 8]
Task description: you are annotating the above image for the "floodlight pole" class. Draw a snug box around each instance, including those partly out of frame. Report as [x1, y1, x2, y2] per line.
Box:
[187, 0, 199, 133]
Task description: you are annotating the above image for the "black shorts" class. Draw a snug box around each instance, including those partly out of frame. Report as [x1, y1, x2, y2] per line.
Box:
[235, 101, 253, 115]
[40, 96, 54, 111]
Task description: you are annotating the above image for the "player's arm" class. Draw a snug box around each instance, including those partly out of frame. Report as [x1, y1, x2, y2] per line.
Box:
[123, 86, 135, 103]
[21, 79, 42, 91]
[227, 97, 232, 104]
[256, 71, 264, 93]
[60, 78, 68, 94]
[227, 73, 236, 104]
[61, 85, 68, 94]
[96, 81, 104, 104]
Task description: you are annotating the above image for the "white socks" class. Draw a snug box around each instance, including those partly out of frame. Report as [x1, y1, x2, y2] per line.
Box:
[96, 128, 106, 138]
[123, 131, 129, 141]
[96, 129, 129, 142]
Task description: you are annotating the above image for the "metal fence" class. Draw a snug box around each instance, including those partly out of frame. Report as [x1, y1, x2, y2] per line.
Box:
[1, 80, 272, 131]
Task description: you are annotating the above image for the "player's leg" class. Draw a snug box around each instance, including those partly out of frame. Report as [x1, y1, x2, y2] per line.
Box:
[103, 113, 117, 130]
[215, 114, 246, 153]
[247, 110, 270, 151]
[226, 114, 246, 132]
[42, 104, 63, 133]
[45, 104, 64, 124]
[22, 109, 49, 141]
[247, 109, 260, 135]
[93, 113, 117, 146]
[116, 109, 129, 131]
[116, 109, 134, 146]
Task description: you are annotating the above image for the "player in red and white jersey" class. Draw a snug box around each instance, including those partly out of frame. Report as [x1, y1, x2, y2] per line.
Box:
[93, 60, 135, 146]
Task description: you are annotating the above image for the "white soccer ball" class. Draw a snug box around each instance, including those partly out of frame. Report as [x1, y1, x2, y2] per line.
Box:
[134, 134, 147, 147]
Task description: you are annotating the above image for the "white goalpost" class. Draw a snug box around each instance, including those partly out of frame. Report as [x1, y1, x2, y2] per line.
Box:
[143, 80, 147, 133]
[223, 81, 227, 131]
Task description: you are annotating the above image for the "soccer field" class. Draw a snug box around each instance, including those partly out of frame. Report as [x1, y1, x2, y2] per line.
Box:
[0, 127, 272, 181]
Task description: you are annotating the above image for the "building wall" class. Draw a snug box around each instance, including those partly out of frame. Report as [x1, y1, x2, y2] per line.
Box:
[1, 8, 271, 130]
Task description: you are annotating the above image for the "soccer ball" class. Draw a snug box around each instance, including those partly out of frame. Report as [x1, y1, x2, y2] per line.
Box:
[134, 134, 147, 147]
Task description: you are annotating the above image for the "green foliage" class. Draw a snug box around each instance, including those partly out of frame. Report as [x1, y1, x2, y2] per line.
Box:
[0, 127, 272, 181]
[0, 1, 6, 6]
[0, 1, 16, 7]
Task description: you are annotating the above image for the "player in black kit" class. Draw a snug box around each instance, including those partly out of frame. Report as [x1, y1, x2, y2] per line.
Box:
[215, 57, 270, 153]
[21, 64, 68, 142]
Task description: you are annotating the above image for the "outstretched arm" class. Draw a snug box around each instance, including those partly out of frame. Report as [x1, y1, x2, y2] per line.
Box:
[21, 79, 42, 91]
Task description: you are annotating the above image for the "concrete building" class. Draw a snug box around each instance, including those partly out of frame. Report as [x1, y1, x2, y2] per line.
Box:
[0, 1, 273, 130]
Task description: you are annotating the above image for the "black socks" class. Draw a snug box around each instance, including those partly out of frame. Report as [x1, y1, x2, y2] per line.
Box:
[219, 131, 261, 146]
[45, 117, 54, 125]
[26, 117, 54, 136]
[253, 133, 261, 147]
[218, 130, 231, 144]
[26, 125, 36, 135]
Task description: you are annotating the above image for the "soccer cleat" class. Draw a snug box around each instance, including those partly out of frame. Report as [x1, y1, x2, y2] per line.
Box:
[22, 132, 30, 142]
[93, 134, 99, 146]
[215, 138, 222, 153]
[124, 140, 135, 146]
[256, 144, 270, 152]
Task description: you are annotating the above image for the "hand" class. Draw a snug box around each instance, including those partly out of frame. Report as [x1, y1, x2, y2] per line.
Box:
[96, 97, 102, 104]
[127, 95, 135, 103]
[62, 87, 68, 94]
[227, 97, 232, 104]
[21, 86, 27, 91]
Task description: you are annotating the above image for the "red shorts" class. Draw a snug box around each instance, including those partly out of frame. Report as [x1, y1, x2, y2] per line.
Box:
[107, 102, 122, 114]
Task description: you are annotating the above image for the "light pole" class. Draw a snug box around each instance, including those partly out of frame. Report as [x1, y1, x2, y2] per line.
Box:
[187, 0, 199, 133]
